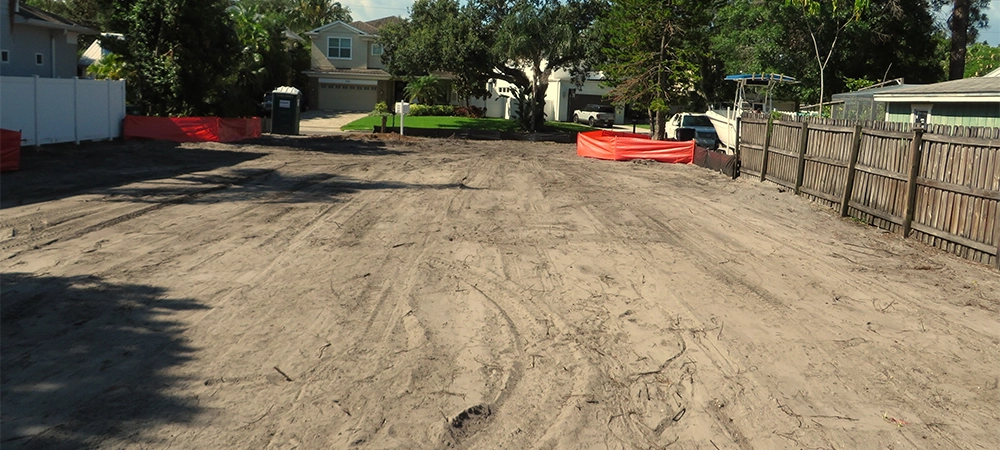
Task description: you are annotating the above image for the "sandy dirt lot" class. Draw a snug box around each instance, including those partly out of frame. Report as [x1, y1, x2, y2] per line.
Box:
[2, 134, 998, 449]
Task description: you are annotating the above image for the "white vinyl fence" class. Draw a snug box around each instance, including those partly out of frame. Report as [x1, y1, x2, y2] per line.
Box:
[1, 76, 126, 146]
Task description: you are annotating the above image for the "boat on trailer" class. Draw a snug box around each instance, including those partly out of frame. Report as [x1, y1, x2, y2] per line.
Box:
[706, 73, 797, 155]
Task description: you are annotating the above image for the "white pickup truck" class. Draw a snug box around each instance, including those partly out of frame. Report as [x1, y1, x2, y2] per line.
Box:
[573, 104, 616, 128]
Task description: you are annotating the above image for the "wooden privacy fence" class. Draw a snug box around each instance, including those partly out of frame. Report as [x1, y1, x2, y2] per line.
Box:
[739, 114, 1000, 269]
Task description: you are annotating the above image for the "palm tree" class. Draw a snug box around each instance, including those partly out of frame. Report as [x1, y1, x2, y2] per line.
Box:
[403, 74, 442, 104]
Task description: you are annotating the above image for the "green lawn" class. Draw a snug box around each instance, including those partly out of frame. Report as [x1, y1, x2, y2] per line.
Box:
[342, 115, 594, 133]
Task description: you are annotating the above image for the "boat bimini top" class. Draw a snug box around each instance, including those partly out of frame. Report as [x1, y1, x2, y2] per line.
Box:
[725, 73, 797, 113]
[724, 73, 797, 84]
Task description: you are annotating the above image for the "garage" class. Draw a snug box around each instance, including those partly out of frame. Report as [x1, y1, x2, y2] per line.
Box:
[566, 93, 607, 123]
[318, 80, 378, 111]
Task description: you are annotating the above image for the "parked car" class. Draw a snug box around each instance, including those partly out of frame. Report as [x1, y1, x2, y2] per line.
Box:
[574, 104, 616, 128]
[666, 112, 719, 149]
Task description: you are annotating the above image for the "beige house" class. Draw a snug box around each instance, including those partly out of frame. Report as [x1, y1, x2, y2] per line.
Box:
[303, 17, 402, 111]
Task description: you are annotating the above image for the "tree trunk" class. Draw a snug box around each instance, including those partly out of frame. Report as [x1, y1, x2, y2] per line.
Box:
[949, 0, 970, 80]
[380, 115, 387, 133]
[651, 110, 667, 140]
[651, 28, 668, 141]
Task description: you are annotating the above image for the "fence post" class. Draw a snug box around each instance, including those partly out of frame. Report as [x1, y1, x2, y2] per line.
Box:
[840, 124, 863, 217]
[734, 116, 741, 159]
[760, 115, 775, 182]
[902, 126, 925, 237]
[106, 79, 113, 141]
[794, 120, 809, 195]
[996, 203, 1000, 270]
[74, 77, 80, 145]
[33, 75, 40, 147]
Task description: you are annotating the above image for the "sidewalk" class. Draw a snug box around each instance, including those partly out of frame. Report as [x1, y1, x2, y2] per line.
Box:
[298, 110, 368, 135]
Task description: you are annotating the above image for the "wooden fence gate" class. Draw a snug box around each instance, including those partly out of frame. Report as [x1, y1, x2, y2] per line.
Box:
[738, 114, 1000, 269]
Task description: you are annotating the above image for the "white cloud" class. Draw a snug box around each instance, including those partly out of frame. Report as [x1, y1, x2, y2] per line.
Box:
[341, 0, 413, 22]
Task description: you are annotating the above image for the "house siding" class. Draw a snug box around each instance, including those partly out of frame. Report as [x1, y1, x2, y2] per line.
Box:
[1, 8, 82, 78]
[930, 103, 1000, 127]
[309, 24, 367, 70]
[885, 101, 1000, 127]
[366, 42, 383, 70]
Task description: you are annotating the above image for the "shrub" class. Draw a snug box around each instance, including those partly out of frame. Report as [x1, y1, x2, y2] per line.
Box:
[371, 101, 391, 116]
[454, 105, 485, 118]
[408, 104, 455, 116]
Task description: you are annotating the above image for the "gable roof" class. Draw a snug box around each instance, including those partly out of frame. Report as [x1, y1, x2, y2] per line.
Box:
[307, 20, 366, 36]
[351, 16, 401, 34]
[307, 16, 401, 36]
[12, 3, 96, 34]
[873, 77, 1000, 102]
[79, 32, 122, 66]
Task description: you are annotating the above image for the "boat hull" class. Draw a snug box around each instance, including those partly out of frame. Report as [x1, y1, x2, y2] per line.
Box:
[707, 109, 738, 155]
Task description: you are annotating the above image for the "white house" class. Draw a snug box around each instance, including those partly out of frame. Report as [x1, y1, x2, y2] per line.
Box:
[471, 68, 625, 124]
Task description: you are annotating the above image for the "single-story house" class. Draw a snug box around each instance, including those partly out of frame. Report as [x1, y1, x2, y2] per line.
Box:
[872, 73, 1000, 127]
[1, 0, 96, 78]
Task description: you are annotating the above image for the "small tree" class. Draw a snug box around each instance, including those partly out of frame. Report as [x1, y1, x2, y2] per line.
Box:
[786, 0, 868, 113]
[403, 74, 442, 104]
[372, 101, 392, 132]
[600, 0, 707, 140]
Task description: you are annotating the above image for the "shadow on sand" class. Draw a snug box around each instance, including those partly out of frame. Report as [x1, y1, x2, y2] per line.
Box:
[1, 273, 209, 449]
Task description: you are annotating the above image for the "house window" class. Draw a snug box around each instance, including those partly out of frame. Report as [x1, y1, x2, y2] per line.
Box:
[371, 44, 383, 56]
[327, 37, 351, 59]
[1, 50, 8, 63]
[911, 104, 932, 127]
[36, 53, 43, 65]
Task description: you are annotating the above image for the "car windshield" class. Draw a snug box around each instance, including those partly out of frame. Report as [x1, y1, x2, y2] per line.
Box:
[681, 115, 713, 127]
[589, 105, 614, 113]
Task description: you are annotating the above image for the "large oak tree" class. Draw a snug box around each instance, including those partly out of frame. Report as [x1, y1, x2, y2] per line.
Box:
[380, 0, 604, 132]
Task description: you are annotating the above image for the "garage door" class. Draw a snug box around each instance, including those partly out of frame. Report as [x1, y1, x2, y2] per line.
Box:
[318, 82, 378, 111]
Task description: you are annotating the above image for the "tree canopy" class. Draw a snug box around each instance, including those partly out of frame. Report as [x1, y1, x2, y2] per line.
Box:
[100, 0, 241, 117]
[709, 0, 948, 108]
[22, 0, 996, 120]
[598, 0, 714, 139]
[380, 0, 604, 131]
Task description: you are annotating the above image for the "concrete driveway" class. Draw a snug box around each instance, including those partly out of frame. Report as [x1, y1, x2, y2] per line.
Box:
[298, 110, 369, 135]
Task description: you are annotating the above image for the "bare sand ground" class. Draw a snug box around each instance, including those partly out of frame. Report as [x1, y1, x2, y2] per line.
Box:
[1, 134, 998, 449]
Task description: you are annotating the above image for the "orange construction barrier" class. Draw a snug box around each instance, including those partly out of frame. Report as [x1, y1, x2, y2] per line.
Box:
[124, 116, 261, 143]
[1, 128, 21, 172]
[577, 130, 694, 164]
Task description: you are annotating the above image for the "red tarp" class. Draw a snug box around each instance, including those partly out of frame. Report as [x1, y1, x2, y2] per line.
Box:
[1, 128, 21, 172]
[124, 116, 261, 143]
[577, 130, 695, 164]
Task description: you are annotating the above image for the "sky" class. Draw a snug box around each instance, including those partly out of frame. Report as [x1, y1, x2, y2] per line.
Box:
[339, 0, 411, 23]
[345, 0, 1000, 45]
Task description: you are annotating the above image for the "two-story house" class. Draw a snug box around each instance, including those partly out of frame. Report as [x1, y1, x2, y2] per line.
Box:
[303, 17, 402, 112]
[1, 0, 95, 78]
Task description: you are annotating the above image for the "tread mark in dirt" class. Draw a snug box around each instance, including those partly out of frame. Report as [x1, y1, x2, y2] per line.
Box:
[1, 168, 280, 258]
